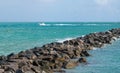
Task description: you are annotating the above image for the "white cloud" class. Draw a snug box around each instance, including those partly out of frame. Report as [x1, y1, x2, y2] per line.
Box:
[94, 0, 109, 6]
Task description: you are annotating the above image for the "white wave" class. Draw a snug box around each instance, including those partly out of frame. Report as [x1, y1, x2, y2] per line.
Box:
[38, 23, 77, 26]
[83, 24, 111, 26]
[92, 48, 98, 50]
[38, 23, 112, 26]
[39, 23, 46, 26]
[112, 37, 117, 40]
[81, 35, 85, 37]
[56, 37, 74, 43]
[54, 24, 73, 26]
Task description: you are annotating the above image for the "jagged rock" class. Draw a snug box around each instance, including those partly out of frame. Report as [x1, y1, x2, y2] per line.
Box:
[0, 60, 9, 65]
[16, 69, 23, 73]
[32, 60, 41, 66]
[18, 51, 26, 58]
[18, 62, 27, 68]
[78, 57, 87, 63]
[31, 66, 42, 73]
[21, 66, 31, 72]
[63, 61, 78, 69]
[7, 53, 18, 62]
[81, 50, 90, 57]
[0, 55, 7, 61]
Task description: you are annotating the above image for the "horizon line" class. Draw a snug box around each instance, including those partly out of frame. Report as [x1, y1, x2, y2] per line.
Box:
[0, 21, 120, 23]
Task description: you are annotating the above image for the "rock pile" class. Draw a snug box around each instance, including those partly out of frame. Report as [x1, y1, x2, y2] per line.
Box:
[0, 28, 120, 73]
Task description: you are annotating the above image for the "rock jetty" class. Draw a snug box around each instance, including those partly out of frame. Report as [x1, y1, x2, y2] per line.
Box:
[0, 28, 120, 73]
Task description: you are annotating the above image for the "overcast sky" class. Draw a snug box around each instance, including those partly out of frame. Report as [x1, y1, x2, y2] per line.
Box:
[0, 0, 120, 22]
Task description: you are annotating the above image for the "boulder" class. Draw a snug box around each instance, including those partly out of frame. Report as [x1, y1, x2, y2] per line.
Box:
[81, 50, 90, 57]
[63, 61, 78, 69]
[0, 60, 9, 65]
[0, 55, 7, 61]
[0, 69, 4, 72]
[78, 57, 87, 63]
[16, 69, 23, 73]
[31, 66, 42, 73]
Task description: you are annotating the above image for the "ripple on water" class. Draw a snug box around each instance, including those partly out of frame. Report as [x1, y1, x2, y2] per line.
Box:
[66, 40, 120, 73]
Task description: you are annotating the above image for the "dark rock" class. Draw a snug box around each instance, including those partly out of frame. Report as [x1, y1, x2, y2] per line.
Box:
[0, 55, 7, 60]
[78, 57, 87, 63]
[16, 69, 23, 73]
[18, 62, 27, 68]
[32, 60, 41, 66]
[7, 53, 15, 59]
[81, 50, 90, 57]
[31, 66, 42, 73]
[4, 67, 15, 73]
[18, 51, 26, 57]
[33, 51, 40, 56]
[0, 60, 9, 65]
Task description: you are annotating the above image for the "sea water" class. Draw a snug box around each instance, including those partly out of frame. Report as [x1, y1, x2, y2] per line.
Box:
[0, 22, 120, 73]
[66, 39, 120, 73]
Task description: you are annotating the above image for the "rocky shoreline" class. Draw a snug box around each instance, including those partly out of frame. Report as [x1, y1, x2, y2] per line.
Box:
[0, 28, 120, 73]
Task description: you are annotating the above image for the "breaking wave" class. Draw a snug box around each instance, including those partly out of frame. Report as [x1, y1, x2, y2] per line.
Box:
[38, 23, 112, 26]
[56, 37, 74, 43]
[55, 35, 85, 43]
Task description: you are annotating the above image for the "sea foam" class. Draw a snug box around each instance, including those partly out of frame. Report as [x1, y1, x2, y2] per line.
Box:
[56, 37, 74, 43]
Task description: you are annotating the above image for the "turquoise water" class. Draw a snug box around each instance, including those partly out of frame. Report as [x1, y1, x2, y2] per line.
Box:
[66, 39, 120, 73]
[0, 22, 120, 73]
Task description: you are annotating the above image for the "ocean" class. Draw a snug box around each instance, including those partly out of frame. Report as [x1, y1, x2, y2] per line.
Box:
[0, 22, 120, 73]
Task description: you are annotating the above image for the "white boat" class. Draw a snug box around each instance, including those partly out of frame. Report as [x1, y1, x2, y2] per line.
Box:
[39, 22, 46, 26]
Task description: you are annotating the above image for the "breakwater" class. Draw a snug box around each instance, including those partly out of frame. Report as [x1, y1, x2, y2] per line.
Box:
[0, 28, 120, 73]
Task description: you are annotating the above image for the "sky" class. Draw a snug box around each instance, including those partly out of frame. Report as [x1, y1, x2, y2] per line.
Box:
[0, 0, 120, 22]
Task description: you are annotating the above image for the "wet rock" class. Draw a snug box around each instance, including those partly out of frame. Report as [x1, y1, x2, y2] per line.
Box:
[18, 51, 26, 58]
[21, 66, 32, 72]
[32, 60, 41, 66]
[31, 66, 42, 73]
[7, 53, 18, 62]
[63, 40, 69, 45]
[16, 69, 23, 73]
[63, 61, 78, 69]
[18, 62, 27, 68]
[73, 41, 79, 46]
[78, 57, 87, 63]
[0, 60, 9, 65]
[33, 51, 41, 56]
[24, 50, 37, 59]
[7, 53, 19, 60]
[81, 50, 90, 57]
[0, 55, 7, 61]
[25, 54, 37, 60]
[4, 67, 15, 73]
